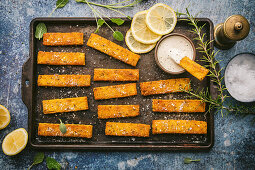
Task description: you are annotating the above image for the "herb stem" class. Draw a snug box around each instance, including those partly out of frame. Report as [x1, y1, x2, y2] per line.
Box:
[108, 0, 132, 6]
[106, 6, 131, 19]
[77, 0, 141, 9]
[49, 1, 67, 17]
[183, 89, 221, 107]
[27, 164, 34, 170]
[87, 0, 141, 9]
[85, 0, 115, 33]
[49, 7, 57, 17]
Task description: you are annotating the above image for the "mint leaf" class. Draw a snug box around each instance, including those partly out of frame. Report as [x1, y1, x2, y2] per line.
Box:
[113, 31, 123, 41]
[59, 119, 67, 134]
[35, 23, 47, 40]
[46, 157, 61, 170]
[28, 152, 44, 169]
[110, 18, 125, 26]
[98, 19, 105, 26]
[33, 152, 45, 165]
[56, 0, 69, 8]
[95, 19, 105, 33]
[184, 157, 200, 164]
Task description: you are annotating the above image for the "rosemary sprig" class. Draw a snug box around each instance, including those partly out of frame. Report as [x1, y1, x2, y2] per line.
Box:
[180, 9, 255, 118]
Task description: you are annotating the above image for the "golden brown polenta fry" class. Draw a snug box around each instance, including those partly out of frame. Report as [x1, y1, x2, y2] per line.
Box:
[180, 56, 209, 81]
[37, 75, 91, 87]
[140, 78, 190, 96]
[152, 120, 207, 134]
[87, 33, 140, 66]
[93, 83, 137, 100]
[38, 123, 93, 138]
[105, 122, 150, 137]
[152, 99, 205, 113]
[43, 32, 83, 46]
[37, 51, 85, 65]
[43, 97, 88, 114]
[98, 105, 139, 119]
[94, 69, 139, 81]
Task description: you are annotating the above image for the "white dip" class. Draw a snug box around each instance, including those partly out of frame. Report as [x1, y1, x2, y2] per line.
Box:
[157, 35, 194, 73]
[225, 53, 255, 102]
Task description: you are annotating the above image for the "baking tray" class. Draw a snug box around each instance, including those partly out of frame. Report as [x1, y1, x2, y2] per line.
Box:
[22, 17, 216, 150]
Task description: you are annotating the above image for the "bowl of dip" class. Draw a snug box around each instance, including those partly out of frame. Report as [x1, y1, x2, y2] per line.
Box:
[155, 33, 196, 74]
[224, 53, 255, 102]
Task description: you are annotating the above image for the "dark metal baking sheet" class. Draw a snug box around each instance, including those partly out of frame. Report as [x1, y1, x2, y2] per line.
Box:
[22, 17, 215, 150]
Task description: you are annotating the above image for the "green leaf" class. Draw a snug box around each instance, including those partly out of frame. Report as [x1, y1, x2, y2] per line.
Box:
[56, 0, 69, 8]
[59, 119, 67, 134]
[184, 157, 192, 164]
[184, 157, 200, 164]
[28, 152, 44, 170]
[33, 152, 45, 165]
[95, 19, 105, 33]
[113, 31, 123, 41]
[98, 19, 105, 26]
[35, 23, 47, 40]
[46, 157, 61, 170]
[110, 18, 125, 26]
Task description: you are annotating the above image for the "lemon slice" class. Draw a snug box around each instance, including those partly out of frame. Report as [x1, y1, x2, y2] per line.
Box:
[0, 105, 11, 130]
[131, 10, 161, 44]
[125, 29, 156, 54]
[2, 128, 28, 156]
[146, 3, 177, 35]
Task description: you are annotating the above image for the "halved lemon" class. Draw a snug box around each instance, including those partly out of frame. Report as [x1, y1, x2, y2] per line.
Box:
[125, 29, 156, 53]
[131, 10, 161, 44]
[0, 105, 11, 130]
[146, 3, 177, 35]
[2, 128, 28, 156]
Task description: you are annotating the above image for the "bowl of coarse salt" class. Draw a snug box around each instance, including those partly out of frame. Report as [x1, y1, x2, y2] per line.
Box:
[224, 53, 255, 102]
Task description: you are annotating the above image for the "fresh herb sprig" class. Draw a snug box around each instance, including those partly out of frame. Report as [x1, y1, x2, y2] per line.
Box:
[29, 152, 62, 170]
[184, 157, 200, 164]
[85, 0, 124, 40]
[28, 152, 45, 170]
[49, 0, 69, 16]
[46, 157, 62, 170]
[76, 0, 140, 41]
[35, 0, 69, 40]
[35, 23, 47, 40]
[76, 0, 141, 19]
[179, 9, 255, 118]
[36, 0, 141, 41]
[59, 119, 67, 134]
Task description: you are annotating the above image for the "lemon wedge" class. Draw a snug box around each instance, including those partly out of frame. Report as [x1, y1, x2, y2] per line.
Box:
[125, 29, 156, 53]
[146, 3, 177, 35]
[0, 105, 11, 130]
[2, 128, 28, 156]
[131, 10, 161, 44]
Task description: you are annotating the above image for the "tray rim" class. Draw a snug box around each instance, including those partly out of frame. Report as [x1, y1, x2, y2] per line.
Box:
[22, 17, 215, 151]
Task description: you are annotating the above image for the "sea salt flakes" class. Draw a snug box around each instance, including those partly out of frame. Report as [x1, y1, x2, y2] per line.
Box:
[225, 53, 255, 102]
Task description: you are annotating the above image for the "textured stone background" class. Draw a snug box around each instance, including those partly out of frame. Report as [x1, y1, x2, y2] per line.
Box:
[0, 0, 255, 169]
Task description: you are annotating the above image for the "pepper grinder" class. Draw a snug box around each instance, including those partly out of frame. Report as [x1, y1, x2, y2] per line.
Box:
[214, 15, 250, 50]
